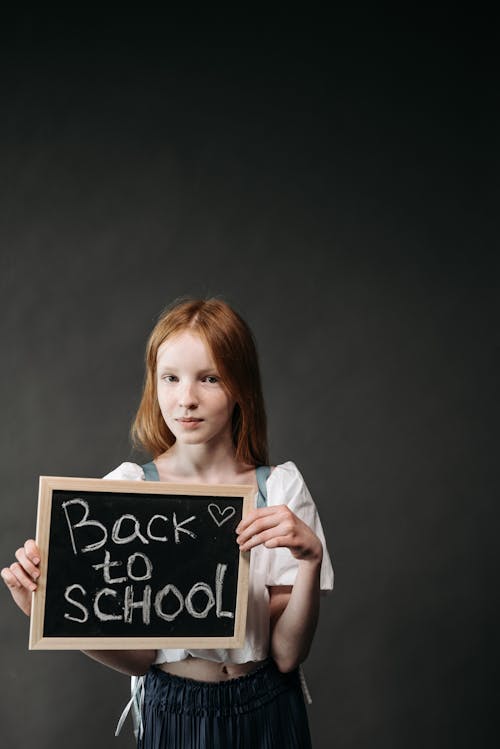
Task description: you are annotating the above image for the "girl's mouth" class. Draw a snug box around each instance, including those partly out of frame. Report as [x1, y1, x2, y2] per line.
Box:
[176, 418, 204, 428]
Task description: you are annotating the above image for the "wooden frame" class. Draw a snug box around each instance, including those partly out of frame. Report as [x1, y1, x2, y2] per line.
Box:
[30, 476, 253, 650]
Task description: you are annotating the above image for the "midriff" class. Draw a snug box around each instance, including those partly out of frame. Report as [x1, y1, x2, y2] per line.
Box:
[157, 656, 266, 682]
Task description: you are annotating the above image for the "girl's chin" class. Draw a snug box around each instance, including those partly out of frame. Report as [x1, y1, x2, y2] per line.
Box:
[176, 434, 205, 444]
[170, 426, 231, 448]
[171, 427, 209, 445]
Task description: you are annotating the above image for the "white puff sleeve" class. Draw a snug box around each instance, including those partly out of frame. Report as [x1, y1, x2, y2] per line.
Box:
[265, 461, 334, 592]
[102, 462, 146, 481]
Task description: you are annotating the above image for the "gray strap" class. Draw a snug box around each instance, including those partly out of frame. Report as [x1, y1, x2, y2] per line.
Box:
[255, 465, 271, 508]
[142, 461, 159, 481]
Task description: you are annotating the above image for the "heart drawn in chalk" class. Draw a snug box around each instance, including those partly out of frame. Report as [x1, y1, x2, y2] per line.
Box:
[208, 503, 236, 527]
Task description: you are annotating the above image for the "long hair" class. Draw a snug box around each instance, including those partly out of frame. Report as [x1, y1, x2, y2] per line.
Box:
[131, 298, 269, 466]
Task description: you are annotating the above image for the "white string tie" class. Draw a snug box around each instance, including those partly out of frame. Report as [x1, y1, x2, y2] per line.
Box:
[115, 675, 145, 740]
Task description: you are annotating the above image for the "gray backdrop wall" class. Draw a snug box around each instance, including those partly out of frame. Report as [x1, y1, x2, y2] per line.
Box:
[1, 14, 497, 749]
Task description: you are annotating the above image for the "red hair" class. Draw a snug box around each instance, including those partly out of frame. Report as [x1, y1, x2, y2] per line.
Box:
[131, 298, 269, 466]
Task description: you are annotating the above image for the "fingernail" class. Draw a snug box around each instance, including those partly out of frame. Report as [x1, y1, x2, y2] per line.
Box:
[33, 557, 40, 565]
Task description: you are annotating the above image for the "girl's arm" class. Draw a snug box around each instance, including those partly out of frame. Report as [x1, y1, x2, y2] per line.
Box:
[1, 539, 156, 676]
[237, 506, 323, 673]
[82, 649, 156, 676]
[268, 559, 321, 671]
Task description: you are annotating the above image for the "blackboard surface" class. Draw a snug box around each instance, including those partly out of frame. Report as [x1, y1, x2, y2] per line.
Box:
[30, 477, 252, 649]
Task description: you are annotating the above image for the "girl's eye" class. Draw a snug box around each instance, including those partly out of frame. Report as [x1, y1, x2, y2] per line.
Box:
[162, 375, 178, 383]
[204, 375, 219, 384]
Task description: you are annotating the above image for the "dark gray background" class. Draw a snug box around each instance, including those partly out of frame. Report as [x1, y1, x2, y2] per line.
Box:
[1, 12, 497, 749]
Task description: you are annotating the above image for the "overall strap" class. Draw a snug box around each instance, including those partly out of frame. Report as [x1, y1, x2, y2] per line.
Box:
[142, 461, 159, 481]
[255, 465, 271, 508]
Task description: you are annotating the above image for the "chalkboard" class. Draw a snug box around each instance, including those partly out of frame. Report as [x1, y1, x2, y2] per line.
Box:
[29, 476, 253, 650]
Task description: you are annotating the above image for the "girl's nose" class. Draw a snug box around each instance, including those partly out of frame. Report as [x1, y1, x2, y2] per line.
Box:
[178, 382, 198, 408]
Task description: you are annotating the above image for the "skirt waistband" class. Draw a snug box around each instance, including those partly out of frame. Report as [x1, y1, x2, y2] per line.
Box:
[144, 659, 301, 717]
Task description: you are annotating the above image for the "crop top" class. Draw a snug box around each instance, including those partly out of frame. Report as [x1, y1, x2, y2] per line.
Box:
[103, 460, 334, 665]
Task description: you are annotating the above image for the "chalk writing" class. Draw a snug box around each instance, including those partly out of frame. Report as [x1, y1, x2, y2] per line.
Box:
[62, 498, 198, 555]
[63, 563, 233, 625]
[38, 484, 248, 644]
[208, 503, 236, 527]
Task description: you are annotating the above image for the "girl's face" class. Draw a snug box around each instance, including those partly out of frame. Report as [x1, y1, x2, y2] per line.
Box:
[156, 331, 235, 448]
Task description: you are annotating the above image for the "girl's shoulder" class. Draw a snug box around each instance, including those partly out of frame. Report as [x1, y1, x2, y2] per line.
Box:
[268, 460, 307, 487]
[266, 460, 315, 508]
[101, 460, 309, 494]
[102, 462, 145, 481]
[102, 460, 306, 482]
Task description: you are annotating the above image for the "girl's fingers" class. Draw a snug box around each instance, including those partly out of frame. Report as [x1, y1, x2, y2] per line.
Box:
[7, 562, 37, 591]
[236, 505, 294, 543]
[15, 547, 40, 581]
[236, 506, 281, 533]
[2, 540, 39, 617]
[239, 526, 291, 551]
[237, 514, 286, 547]
[24, 539, 41, 566]
[1, 567, 33, 617]
[1, 567, 21, 589]
[238, 515, 299, 551]
[264, 535, 297, 549]
[236, 505, 320, 558]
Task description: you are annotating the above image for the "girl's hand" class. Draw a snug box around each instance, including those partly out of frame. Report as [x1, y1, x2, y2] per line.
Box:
[236, 506, 323, 564]
[1, 539, 41, 617]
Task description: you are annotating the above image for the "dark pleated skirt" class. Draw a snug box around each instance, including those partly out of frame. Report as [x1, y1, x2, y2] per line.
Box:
[137, 660, 312, 749]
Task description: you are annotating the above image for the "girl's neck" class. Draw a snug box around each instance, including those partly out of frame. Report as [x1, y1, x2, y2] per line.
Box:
[155, 440, 254, 485]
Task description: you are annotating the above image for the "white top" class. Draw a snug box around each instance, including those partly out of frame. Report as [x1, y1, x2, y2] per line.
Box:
[103, 460, 334, 664]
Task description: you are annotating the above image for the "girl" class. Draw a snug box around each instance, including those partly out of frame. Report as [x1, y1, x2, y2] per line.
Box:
[2, 298, 333, 748]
